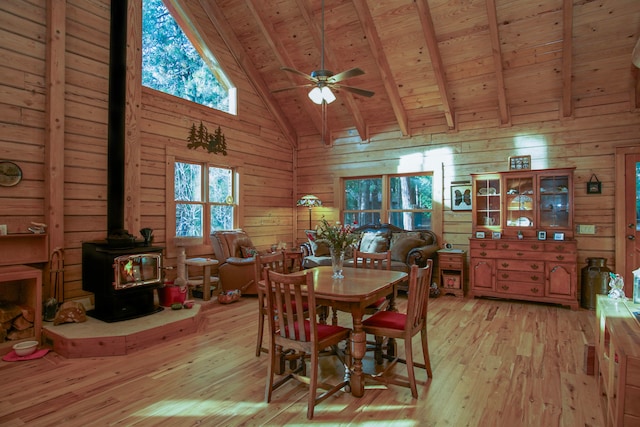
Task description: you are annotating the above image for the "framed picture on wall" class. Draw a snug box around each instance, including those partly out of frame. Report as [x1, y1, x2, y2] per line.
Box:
[508, 155, 531, 170]
[451, 183, 472, 211]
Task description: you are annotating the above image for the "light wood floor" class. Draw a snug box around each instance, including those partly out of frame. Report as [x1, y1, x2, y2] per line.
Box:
[0, 294, 604, 426]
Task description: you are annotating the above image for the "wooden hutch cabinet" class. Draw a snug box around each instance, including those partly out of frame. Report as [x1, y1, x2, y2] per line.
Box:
[469, 168, 578, 309]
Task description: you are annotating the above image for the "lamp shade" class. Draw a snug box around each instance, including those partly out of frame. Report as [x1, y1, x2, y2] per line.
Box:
[308, 86, 336, 105]
[297, 195, 322, 208]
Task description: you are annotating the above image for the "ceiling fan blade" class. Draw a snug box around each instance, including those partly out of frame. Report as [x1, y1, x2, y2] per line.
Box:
[272, 84, 313, 94]
[281, 66, 317, 83]
[327, 67, 365, 84]
[332, 84, 375, 98]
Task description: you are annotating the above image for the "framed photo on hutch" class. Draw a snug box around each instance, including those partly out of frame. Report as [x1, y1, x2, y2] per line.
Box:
[475, 231, 485, 239]
[553, 232, 565, 241]
[508, 155, 531, 170]
[537, 230, 547, 240]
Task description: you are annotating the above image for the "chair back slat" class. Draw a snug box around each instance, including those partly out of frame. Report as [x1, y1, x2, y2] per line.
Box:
[354, 250, 391, 270]
[405, 260, 433, 332]
[265, 269, 316, 343]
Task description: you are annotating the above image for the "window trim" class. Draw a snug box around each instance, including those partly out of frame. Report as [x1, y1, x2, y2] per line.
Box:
[166, 148, 243, 258]
[342, 173, 434, 229]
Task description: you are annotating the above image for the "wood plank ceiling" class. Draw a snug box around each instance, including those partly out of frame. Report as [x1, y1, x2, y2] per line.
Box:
[189, 0, 640, 147]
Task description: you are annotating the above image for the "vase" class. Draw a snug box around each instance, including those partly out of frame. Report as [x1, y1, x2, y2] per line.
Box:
[330, 247, 345, 279]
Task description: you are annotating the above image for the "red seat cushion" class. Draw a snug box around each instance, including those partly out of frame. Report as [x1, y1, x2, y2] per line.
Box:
[362, 310, 406, 330]
[282, 321, 349, 342]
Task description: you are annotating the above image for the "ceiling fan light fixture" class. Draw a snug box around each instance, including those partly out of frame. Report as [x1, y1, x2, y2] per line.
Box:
[321, 86, 336, 104]
[308, 87, 324, 104]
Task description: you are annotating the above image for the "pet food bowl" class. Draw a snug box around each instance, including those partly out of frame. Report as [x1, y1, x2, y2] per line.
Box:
[13, 340, 38, 357]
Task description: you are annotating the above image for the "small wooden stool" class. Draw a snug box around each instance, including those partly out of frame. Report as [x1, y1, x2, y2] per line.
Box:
[185, 258, 219, 301]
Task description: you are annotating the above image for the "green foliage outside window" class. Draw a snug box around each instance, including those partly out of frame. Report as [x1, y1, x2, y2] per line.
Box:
[142, 0, 230, 111]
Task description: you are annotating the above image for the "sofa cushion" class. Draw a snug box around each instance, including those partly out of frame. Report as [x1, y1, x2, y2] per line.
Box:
[390, 231, 422, 248]
[390, 236, 426, 262]
[359, 231, 389, 253]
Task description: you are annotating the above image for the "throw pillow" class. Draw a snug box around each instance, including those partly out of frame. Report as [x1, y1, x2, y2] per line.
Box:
[240, 246, 259, 258]
[390, 237, 426, 262]
[359, 231, 389, 253]
[304, 229, 331, 256]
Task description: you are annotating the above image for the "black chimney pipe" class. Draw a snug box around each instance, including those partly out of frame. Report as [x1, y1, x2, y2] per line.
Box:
[107, 0, 127, 237]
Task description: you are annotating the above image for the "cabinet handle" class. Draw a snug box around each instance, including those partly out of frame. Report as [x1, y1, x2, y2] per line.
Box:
[501, 244, 509, 249]
[530, 264, 539, 270]
[501, 262, 509, 268]
[501, 285, 509, 290]
[555, 245, 564, 251]
[480, 251, 487, 257]
[501, 273, 509, 279]
[556, 255, 565, 261]
[531, 244, 539, 250]
[516, 252, 524, 256]
[531, 287, 539, 294]
[531, 275, 539, 281]
[480, 243, 487, 248]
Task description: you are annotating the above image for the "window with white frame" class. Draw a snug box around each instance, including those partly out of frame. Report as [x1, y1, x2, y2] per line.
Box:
[343, 174, 433, 230]
[174, 161, 236, 238]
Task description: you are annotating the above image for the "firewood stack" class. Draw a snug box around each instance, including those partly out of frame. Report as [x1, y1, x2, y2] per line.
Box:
[0, 301, 35, 342]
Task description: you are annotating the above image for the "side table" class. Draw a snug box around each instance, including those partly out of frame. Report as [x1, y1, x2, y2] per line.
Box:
[185, 258, 219, 301]
[437, 249, 466, 297]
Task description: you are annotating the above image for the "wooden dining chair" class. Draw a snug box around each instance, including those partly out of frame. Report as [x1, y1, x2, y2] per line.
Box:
[254, 251, 287, 356]
[264, 269, 351, 419]
[331, 250, 393, 326]
[361, 260, 434, 398]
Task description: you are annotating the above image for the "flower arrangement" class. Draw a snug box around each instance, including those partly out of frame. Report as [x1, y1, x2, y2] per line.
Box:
[316, 218, 359, 253]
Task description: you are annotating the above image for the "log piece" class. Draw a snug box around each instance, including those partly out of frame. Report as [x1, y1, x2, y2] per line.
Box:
[12, 315, 33, 331]
[53, 301, 87, 325]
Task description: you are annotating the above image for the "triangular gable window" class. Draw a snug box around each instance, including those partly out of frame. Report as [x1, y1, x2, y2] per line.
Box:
[142, 0, 236, 114]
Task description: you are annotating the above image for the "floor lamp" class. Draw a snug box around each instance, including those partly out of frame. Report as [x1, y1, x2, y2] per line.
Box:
[297, 195, 322, 230]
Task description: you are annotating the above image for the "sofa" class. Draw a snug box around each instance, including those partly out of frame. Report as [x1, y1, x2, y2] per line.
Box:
[210, 230, 260, 295]
[301, 223, 439, 274]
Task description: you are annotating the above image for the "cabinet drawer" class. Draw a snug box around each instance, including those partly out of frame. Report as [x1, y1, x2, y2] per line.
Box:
[439, 257, 462, 269]
[494, 241, 544, 252]
[496, 281, 544, 297]
[496, 259, 544, 272]
[544, 242, 577, 254]
[497, 269, 544, 283]
[540, 252, 577, 263]
[470, 240, 496, 250]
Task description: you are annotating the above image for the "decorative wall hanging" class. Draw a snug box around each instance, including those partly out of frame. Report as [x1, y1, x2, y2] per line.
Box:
[186, 122, 228, 155]
[450, 183, 472, 211]
[0, 161, 22, 187]
[586, 174, 601, 194]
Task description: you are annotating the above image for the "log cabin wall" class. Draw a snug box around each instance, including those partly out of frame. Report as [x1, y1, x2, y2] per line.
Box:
[1, 1, 638, 302]
[0, 0, 296, 301]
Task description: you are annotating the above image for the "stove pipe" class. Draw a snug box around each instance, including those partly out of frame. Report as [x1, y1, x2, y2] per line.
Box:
[107, 0, 128, 238]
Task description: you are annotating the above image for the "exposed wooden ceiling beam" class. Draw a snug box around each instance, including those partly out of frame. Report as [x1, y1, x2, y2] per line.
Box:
[415, 0, 455, 130]
[562, 0, 573, 118]
[352, 0, 409, 137]
[295, 0, 368, 144]
[197, 0, 298, 148]
[485, 0, 510, 126]
[245, 0, 324, 138]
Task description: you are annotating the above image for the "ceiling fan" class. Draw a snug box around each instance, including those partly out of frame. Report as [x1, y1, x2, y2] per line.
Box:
[273, 0, 374, 104]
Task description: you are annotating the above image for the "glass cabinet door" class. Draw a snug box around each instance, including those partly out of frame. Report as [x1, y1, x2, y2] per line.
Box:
[474, 177, 501, 229]
[539, 174, 570, 229]
[504, 175, 535, 229]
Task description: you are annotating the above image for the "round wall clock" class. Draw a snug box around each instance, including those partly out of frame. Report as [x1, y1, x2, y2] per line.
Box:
[0, 161, 22, 187]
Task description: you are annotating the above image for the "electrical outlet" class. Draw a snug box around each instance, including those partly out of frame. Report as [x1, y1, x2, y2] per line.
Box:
[578, 224, 596, 234]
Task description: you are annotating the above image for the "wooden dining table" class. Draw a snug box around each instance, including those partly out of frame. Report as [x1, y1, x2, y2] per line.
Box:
[288, 266, 408, 398]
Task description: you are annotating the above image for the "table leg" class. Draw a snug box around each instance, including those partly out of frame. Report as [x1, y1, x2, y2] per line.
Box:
[350, 311, 366, 397]
[203, 265, 211, 301]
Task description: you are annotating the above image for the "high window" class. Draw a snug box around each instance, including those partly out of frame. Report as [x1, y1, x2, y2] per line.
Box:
[174, 162, 237, 238]
[142, 0, 236, 114]
[343, 174, 433, 230]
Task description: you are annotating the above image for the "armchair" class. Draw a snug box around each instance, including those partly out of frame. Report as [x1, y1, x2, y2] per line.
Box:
[210, 230, 259, 295]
